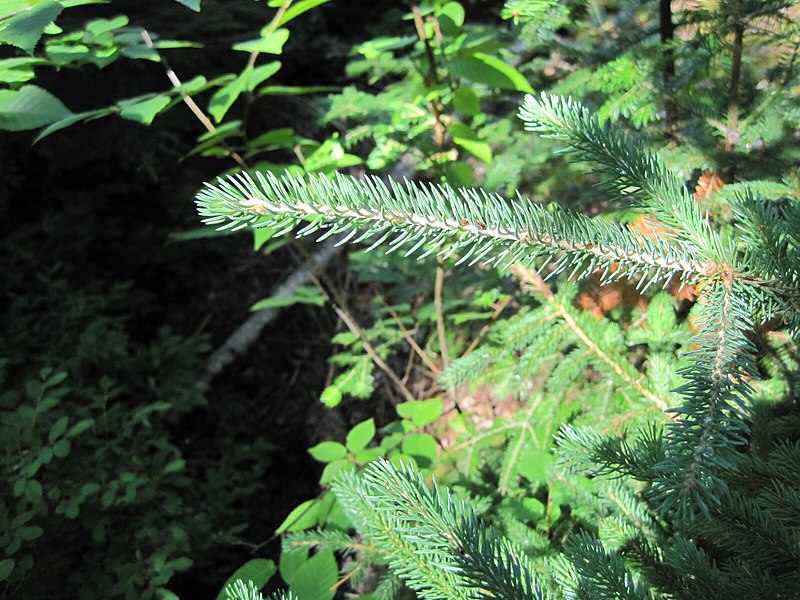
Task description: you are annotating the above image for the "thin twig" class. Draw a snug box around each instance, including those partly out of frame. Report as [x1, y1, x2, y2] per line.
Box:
[140, 28, 249, 170]
[434, 258, 451, 368]
[332, 305, 416, 403]
[379, 295, 440, 374]
[291, 240, 417, 404]
[461, 294, 513, 357]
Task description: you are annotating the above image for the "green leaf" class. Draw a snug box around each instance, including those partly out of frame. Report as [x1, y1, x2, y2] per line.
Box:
[85, 15, 128, 36]
[0, 57, 42, 84]
[208, 72, 249, 123]
[450, 310, 494, 324]
[437, 1, 465, 35]
[24, 479, 43, 502]
[276, 0, 332, 27]
[304, 137, 362, 174]
[0, 1, 63, 53]
[52, 439, 71, 458]
[454, 87, 480, 116]
[33, 107, 111, 143]
[215, 559, 276, 600]
[250, 285, 326, 311]
[118, 95, 171, 125]
[449, 52, 533, 93]
[48, 416, 68, 442]
[448, 121, 492, 162]
[257, 84, 339, 96]
[162, 458, 186, 474]
[346, 418, 375, 453]
[232, 29, 289, 54]
[0, 559, 14, 583]
[19, 525, 44, 541]
[253, 225, 279, 250]
[288, 550, 337, 600]
[67, 418, 94, 437]
[0, 84, 73, 131]
[308, 441, 347, 463]
[173, 0, 201, 11]
[396, 398, 443, 427]
[401, 433, 438, 468]
[245, 61, 281, 92]
[275, 499, 319, 534]
[320, 459, 354, 484]
[516, 448, 552, 483]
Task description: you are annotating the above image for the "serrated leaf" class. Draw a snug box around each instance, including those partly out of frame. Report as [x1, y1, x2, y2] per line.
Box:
[215, 559, 276, 600]
[0, 84, 73, 131]
[346, 418, 375, 453]
[0, 1, 63, 54]
[308, 441, 347, 463]
[449, 52, 533, 93]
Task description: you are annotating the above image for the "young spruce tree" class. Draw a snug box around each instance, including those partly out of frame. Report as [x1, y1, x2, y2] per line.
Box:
[199, 89, 800, 598]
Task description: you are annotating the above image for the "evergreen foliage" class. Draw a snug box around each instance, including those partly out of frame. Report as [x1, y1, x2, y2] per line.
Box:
[196, 83, 800, 595]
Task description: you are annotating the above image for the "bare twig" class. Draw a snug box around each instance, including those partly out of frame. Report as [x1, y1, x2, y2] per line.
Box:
[379, 295, 440, 375]
[140, 28, 249, 170]
[332, 304, 417, 403]
[434, 258, 451, 368]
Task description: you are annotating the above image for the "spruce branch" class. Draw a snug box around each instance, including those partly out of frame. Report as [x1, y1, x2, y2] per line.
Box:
[196, 171, 710, 289]
[655, 280, 758, 518]
[518, 93, 724, 262]
[563, 531, 654, 600]
[333, 459, 550, 600]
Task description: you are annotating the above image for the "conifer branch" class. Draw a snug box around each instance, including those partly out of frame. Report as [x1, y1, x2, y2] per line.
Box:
[196, 171, 710, 288]
[333, 460, 551, 600]
[656, 280, 757, 517]
[563, 531, 654, 600]
[518, 93, 723, 262]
